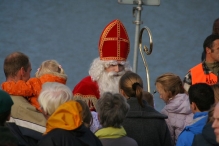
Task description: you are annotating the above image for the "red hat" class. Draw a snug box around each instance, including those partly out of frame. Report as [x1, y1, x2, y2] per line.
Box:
[98, 19, 130, 61]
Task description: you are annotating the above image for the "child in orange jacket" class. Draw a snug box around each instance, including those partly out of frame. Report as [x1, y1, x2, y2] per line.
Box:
[1, 60, 67, 111]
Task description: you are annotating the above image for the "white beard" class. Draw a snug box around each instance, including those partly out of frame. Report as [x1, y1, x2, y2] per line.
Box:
[89, 58, 132, 97]
[97, 70, 125, 97]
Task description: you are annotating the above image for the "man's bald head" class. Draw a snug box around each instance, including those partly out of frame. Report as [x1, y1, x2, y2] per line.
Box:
[4, 52, 31, 81]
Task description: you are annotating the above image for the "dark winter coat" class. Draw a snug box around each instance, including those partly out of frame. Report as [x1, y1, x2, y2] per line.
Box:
[192, 122, 219, 146]
[100, 136, 138, 146]
[37, 125, 103, 146]
[123, 97, 173, 146]
[0, 126, 19, 146]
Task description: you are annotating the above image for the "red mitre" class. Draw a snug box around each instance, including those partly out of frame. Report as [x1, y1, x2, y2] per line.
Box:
[98, 19, 130, 61]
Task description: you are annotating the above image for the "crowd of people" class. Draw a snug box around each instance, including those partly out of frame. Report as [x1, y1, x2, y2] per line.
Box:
[0, 18, 219, 146]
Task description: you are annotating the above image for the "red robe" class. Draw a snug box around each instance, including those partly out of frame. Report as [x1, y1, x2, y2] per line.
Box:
[73, 76, 99, 111]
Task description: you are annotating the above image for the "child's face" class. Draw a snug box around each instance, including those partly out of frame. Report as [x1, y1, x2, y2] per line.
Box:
[155, 83, 169, 103]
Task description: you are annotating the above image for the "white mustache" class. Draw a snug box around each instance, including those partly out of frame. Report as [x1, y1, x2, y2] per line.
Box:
[108, 70, 125, 77]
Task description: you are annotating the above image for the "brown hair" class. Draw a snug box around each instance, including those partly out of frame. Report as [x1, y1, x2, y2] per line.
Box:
[142, 91, 154, 107]
[155, 73, 184, 99]
[4, 52, 30, 78]
[212, 18, 219, 35]
[208, 104, 215, 123]
[76, 100, 93, 128]
[119, 71, 144, 107]
[211, 83, 219, 103]
[35, 60, 67, 80]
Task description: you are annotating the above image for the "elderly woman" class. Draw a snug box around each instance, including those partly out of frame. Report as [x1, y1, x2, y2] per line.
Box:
[37, 82, 102, 146]
[95, 92, 138, 146]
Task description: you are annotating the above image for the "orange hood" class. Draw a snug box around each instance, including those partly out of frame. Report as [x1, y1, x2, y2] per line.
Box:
[45, 100, 82, 134]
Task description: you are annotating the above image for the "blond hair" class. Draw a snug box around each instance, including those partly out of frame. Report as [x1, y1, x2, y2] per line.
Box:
[35, 60, 67, 80]
[155, 73, 184, 99]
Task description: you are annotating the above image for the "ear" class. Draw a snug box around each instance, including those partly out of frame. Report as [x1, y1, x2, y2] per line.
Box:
[191, 102, 199, 113]
[6, 114, 11, 121]
[120, 89, 130, 99]
[15, 67, 24, 80]
[206, 47, 211, 54]
[191, 102, 195, 110]
[20, 67, 26, 75]
[120, 89, 125, 95]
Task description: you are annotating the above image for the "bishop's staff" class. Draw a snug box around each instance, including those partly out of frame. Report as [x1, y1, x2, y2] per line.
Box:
[118, 0, 160, 93]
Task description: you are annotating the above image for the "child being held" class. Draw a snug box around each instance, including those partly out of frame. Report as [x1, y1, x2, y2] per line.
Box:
[1, 60, 67, 111]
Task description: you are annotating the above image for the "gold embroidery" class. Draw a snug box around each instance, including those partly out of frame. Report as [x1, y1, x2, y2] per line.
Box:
[99, 19, 130, 60]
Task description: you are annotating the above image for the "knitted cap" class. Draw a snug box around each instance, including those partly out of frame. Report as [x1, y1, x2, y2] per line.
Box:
[98, 19, 130, 61]
[0, 90, 13, 113]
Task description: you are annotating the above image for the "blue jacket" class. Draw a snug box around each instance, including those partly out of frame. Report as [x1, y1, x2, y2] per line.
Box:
[176, 112, 208, 146]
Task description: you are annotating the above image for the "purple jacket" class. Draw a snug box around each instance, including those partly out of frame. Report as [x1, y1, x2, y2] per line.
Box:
[161, 93, 193, 145]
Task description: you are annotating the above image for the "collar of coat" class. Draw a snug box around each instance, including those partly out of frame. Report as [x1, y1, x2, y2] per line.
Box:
[95, 126, 126, 139]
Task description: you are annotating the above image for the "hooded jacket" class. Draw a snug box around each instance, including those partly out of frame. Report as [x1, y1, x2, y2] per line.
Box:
[123, 97, 172, 146]
[1, 74, 66, 110]
[37, 100, 102, 146]
[176, 112, 208, 146]
[161, 93, 194, 144]
[192, 122, 219, 146]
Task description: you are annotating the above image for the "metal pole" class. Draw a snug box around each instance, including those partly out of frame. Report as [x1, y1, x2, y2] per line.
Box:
[132, 0, 143, 73]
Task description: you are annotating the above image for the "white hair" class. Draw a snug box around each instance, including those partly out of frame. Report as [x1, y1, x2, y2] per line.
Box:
[38, 82, 73, 115]
[89, 57, 132, 96]
[89, 57, 132, 81]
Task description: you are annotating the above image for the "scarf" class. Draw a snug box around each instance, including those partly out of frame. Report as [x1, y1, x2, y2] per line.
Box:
[95, 127, 126, 138]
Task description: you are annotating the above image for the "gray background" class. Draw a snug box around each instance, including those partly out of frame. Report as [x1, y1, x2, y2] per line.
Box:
[0, 0, 218, 111]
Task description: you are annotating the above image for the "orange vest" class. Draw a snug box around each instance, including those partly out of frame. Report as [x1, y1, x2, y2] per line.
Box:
[190, 63, 218, 85]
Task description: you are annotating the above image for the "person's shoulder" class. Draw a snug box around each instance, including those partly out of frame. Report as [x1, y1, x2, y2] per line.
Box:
[127, 110, 167, 120]
[177, 130, 194, 146]
[44, 127, 102, 146]
[75, 76, 97, 86]
[127, 99, 167, 119]
[38, 129, 79, 146]
[0, 126, 19, 145]
[192, 133, 205, 146]
[10, 95, 46, 127]
[190, 62, 203, 71]
[121, 136, 138, 146]
[10, 95, 37, 111]
[73, 75, 99, 99]
[100, 136, 138, 146]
